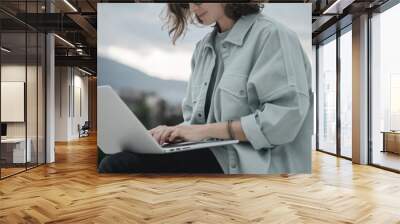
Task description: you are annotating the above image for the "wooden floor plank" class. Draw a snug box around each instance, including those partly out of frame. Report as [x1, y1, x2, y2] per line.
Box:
[0, 134, 400, 223]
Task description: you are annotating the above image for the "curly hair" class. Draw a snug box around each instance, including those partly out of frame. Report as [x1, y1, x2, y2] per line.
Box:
[163, 2, 264, 45]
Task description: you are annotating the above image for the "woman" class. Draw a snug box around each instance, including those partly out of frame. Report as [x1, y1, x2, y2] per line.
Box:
[99, 3, 313, 174]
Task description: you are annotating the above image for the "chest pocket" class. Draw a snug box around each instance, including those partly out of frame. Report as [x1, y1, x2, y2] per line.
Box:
[219, 74, 248, 97]
[217, 74, 250, 119]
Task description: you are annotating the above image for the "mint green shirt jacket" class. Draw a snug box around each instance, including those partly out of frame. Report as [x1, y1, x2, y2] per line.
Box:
[182, 13, 313, 174]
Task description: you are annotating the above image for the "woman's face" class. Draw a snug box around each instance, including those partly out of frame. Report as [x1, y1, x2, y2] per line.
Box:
[189, 3, 225, 25]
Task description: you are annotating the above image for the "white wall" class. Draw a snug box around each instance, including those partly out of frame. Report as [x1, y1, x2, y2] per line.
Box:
[55, 66, 69, 141]
[1, 66, 26, 139]
[55, 67, 89, 141]
[1, 65, 39, 137]
[72, 73, 89, 138]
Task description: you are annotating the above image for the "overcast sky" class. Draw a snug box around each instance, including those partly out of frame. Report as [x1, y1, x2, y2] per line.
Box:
[98, 3, 311, 81]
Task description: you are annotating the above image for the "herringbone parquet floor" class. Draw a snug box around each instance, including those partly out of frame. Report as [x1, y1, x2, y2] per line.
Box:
[1, 134, 400, 224]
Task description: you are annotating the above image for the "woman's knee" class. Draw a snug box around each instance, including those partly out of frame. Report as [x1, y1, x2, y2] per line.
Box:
[98, 155, 115, 173]
[98, 151, 143, 173]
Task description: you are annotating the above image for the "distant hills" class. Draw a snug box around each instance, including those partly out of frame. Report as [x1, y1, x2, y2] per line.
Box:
[98, 57, 187, 105]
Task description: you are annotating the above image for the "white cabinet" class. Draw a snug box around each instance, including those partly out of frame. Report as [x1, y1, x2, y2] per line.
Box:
[1, 138, 32, 163]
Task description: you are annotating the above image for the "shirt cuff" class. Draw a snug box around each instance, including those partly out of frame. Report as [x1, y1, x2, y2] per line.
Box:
[240, 113, 273, 150]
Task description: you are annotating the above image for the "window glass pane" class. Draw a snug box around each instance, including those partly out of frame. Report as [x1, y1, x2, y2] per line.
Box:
[371, 3, 400, 171]
[1, 31, 28, 177]
[340, 29, 352, 158]
[38, 32, 46, 165]
[312, 46, 317, 150]
[318, 37, 337, 154]
[27, 31, 38, 169]
[0, 1, 46, 179]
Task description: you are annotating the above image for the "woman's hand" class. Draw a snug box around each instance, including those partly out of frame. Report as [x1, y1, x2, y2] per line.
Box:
[149, 125, 208, 145]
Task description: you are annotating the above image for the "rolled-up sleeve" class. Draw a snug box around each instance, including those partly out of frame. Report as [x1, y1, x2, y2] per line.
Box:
[240, 26, 311, 150]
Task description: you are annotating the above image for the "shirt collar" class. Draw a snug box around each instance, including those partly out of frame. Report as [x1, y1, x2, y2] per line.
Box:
[204, 13, 261, 49]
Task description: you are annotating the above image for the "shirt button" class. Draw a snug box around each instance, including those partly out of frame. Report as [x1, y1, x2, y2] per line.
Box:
[198, 113, 202, 118]
[204, 82, 207, 86]
[193, 100, 197, 104]
[239, 90, 245, 96]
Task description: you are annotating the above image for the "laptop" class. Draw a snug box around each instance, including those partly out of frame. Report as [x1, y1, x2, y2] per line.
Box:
[98, 85, 238, 155]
